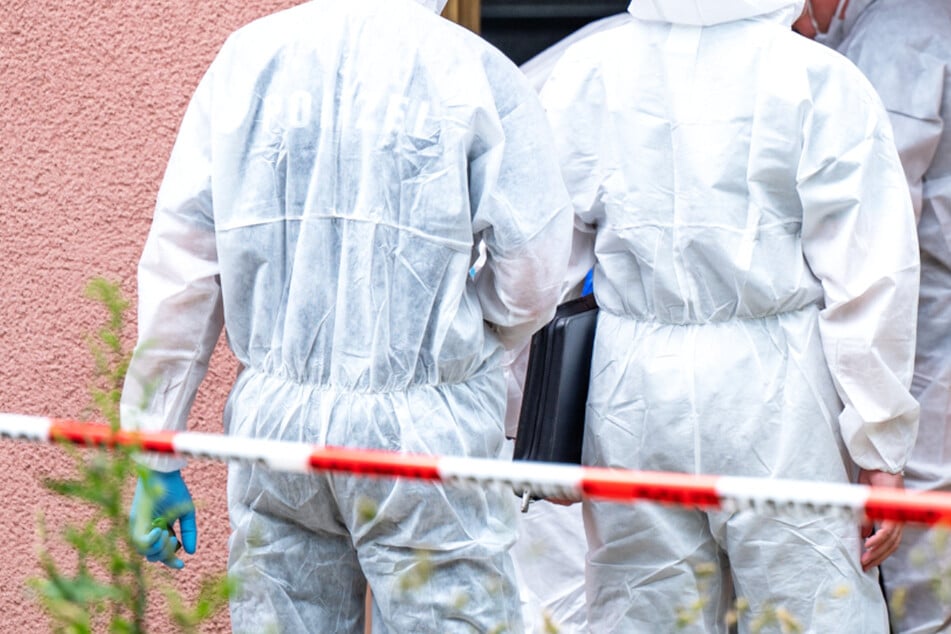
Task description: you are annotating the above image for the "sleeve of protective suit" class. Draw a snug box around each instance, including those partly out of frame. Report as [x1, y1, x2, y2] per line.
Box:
[120, 66, 224, 472]
[496, 46, 599, 438]
[841, 40, 945, 223]
[471, 67, 574, 349]
[798, 67, 921, 474]
[538, 51, 602, 298]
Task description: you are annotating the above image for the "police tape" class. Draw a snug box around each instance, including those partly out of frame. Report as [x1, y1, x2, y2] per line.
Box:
[2, 413, 950, 526]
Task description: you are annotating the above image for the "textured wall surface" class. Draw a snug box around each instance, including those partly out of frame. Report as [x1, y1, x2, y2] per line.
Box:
[0, 1, 299, 630]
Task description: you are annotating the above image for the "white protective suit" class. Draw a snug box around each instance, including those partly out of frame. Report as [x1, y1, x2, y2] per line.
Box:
[541, 0, 921, 632]
[505, 18, 632, 633]
[829, 2, 951, 632]
[119, 0, 574, 632]
[520, 13, 634, 93]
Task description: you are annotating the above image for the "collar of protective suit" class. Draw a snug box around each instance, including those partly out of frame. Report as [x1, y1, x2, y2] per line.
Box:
[627, 0, 805, 26]
[412, 0, 450, 14]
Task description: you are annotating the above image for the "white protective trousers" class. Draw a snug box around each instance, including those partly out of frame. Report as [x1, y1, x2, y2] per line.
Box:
[120, 0, 574, 631]
[541, 0, 920, 631]
[833, 2, 951, 632]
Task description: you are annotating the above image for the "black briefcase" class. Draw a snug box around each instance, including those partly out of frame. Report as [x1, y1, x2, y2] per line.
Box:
[513, 293, 598, 467]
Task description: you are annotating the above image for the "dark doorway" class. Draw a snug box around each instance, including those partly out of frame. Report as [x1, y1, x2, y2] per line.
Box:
[481, 0, 630, 65]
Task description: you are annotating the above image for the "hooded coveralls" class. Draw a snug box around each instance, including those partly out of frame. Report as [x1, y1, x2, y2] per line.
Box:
[541, 1, 920, 631]
[828, 2, 951, 632]
[119, 0, 573, 631]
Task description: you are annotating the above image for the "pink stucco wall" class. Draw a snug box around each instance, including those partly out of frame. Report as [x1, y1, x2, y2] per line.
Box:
[0, 1, 301, 630]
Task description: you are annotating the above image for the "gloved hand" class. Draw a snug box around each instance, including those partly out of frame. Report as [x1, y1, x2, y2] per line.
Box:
[129, 469, 197, 569]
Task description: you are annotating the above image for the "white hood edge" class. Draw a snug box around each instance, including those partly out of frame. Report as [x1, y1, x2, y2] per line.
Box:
[628, 0, 805, 27]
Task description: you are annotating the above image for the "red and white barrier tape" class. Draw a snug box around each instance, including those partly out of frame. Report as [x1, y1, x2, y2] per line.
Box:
[3, 413, 950, 526]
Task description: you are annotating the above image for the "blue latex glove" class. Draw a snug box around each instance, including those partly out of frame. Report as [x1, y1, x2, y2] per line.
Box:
[129, 469, 197, 569]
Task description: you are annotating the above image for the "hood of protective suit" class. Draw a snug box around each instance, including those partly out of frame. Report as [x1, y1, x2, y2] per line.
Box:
[413, 0, 450, 14]
[628, 0, 805, 26]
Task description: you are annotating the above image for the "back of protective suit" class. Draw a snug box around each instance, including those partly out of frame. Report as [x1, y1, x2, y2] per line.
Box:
[542, 1, 918, 631]
[208, 0, 570, 390]
[123, 0, 572, 450]
[121, 2, 571, 630]
[543, 0, 919, 479]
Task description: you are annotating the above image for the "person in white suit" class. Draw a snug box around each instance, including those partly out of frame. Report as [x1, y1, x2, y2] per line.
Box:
[119, 0, 574, 631]
[542, 0, 920, 631]
[795, 1, 951, 632]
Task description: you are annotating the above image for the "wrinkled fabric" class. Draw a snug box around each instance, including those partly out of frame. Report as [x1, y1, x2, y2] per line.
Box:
[227, 372, 523, 633]
[831, 2, 951, 632]
[542, 0, 919, 631]
[120, 0, 573, 631]
[879, 525, 951, 634]
[510, 496, 588, 633]
[520, 13, 632, 93]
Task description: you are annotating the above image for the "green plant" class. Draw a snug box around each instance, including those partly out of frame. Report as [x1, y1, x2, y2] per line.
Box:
[896, 526, 951, 621]
[675, 562, 805, 633]
[28, 277, 234, 633]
